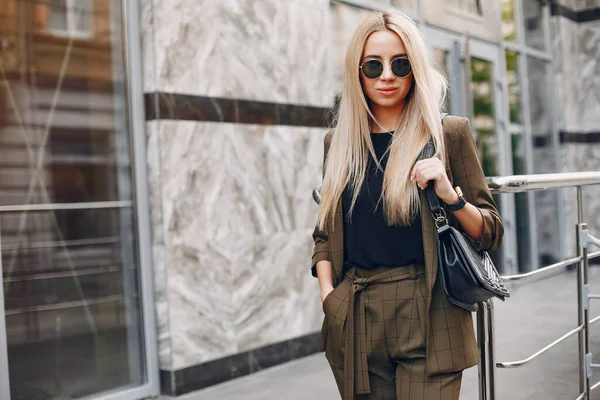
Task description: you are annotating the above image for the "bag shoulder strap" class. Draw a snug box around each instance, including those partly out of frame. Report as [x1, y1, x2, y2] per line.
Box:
[419, 113, 448, 218]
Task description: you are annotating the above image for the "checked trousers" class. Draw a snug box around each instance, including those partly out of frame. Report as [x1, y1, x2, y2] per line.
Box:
[322, 264, 462, 400]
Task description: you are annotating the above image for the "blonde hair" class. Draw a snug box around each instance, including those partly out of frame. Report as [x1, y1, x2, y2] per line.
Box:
[317, 10, 448, 230]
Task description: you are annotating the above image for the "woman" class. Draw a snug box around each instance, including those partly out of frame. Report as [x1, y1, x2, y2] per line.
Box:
[311, 10, 503, 400]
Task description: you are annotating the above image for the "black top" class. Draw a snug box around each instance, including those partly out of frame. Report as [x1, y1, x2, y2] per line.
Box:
[341, 132, 425, 270]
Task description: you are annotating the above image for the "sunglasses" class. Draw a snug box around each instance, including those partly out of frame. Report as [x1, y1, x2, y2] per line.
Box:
[359, 57, 412, 79]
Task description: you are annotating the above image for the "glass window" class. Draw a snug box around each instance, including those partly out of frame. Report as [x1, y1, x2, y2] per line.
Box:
[527, 57, 560, 265]
[470, 57, 498, 176]
[504, 50, 532, 271]
[48, 0, 68, 32]
[501, 0, 518, 42]
[432, 48, 452, 113]
[447, 0, 483, 16]
[48, 0, 93, 37]
[1, 1, 146, 398]
[505, 50, 521, 124]
[522, 0, 547, 50]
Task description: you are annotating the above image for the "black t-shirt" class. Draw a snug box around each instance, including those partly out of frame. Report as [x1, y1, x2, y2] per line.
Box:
[341, 132, 425, 269]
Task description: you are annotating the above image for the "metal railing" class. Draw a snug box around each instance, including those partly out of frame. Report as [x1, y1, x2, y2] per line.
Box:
[312, 171, 600, 399]
[478, 171, 600, 400]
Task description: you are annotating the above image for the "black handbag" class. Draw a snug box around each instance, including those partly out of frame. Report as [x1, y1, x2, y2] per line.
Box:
[419, 140, 509, 312]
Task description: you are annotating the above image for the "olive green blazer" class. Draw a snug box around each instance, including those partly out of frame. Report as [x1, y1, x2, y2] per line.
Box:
[311, 115, 504, 375]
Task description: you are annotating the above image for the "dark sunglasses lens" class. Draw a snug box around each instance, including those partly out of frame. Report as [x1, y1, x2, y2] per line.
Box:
[392, 58, 411, 77]
[361, 60, 383, 79]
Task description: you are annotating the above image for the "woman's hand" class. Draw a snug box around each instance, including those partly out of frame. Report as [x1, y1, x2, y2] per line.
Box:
[411, 158, 459, 205]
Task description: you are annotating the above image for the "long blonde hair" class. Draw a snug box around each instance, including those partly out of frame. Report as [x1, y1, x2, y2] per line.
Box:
[317, 10, 448, 230]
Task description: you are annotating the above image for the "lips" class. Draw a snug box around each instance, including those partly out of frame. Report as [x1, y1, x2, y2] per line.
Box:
[377, 87, 398, 95]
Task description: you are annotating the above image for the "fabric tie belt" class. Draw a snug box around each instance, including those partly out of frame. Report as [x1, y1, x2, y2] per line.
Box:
[342, 264, 425, 400]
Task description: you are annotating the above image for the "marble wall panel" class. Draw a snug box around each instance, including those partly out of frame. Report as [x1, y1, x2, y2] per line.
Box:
[146, 120, 173, 369]
[150, 0, 331, 107]
[330, 3, 373, 96]
[157, 121, 326, 369]
[579, 20, 600, 131]
[140, 0, 157, 93]
[556, 17, 582, 132]
[580, 0, 600, 10]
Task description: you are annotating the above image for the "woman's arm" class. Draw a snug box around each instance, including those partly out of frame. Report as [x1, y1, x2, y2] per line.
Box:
[311, 130, 335, 301]
[411, 117, 503, 251]
[447, 117, 503, 251]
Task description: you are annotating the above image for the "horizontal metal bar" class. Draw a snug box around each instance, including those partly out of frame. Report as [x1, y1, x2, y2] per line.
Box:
[1, 236, 120, 251]
[590, 250, 600, 260]
[3, 265, 121, 283]
[584, 230, 600, 249]
[487, 172, 600, 194]
[501, 256, 582, 282]
[497, 325, 584, 368]
[4, 294, 124, 316]
[592, 380, 600, 392]
[591, 314, 600, 324]
[0, 201, 133, 213]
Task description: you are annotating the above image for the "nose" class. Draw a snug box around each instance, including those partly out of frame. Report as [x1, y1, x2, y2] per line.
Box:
[380, 61, 395, 81]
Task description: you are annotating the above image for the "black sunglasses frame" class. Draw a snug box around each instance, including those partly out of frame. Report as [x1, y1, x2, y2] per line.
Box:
[359, 57, 412, 79]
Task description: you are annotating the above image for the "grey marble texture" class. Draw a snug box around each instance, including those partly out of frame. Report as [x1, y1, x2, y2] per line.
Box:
[154, 121, 325, 369]
[330, 3, 372, 96]
[579, 20, 600, 132]
[146, 121, 173, 369]
[140, 0, 157, 93]
[550, 14, 600, 260]
[149, 0, 331, 107]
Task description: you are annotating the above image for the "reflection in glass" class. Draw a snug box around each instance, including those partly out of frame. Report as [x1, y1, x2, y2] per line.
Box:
[505, 50, 521, 124]
[528, 57, 559, 265]
[522, 0, 547, 51]
[469, 57, 504, 270]
[447, 0, 483, 15]
[470, 58, 498, 176]
[501, 0, 518, 41]
[1, 1, 145, 399]
[432, 49, 451, 114]
[505, 50, 532, 271]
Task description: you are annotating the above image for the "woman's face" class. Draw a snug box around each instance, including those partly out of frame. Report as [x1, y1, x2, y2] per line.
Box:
[360, 30, 413, 111]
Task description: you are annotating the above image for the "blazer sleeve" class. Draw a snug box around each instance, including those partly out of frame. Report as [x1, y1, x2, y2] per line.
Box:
[448, 117, 504, 252]
[310, 130, 334, 277]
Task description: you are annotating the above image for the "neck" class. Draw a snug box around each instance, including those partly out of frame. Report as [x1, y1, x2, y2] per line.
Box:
[370, 101, 406, 133]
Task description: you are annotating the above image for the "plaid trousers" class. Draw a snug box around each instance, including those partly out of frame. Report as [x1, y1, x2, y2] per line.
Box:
[323, 265, 462, 400]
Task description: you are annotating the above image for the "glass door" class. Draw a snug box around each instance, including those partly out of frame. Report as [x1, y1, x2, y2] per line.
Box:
[0, 1, 157, 399]
[425, 28, 519, 275]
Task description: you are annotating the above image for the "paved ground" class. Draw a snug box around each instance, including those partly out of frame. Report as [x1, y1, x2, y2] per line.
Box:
[159, 266, 600, 400]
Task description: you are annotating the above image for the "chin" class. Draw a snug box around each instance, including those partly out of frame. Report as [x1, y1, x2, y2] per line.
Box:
[371, 97, 406, 109]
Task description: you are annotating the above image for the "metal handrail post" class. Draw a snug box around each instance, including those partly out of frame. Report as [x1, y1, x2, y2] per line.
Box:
[477, 302, 488, 400]
[576, 187, 586, 396]
[487, 299, 497, 400]
[582, 222, 592, 396]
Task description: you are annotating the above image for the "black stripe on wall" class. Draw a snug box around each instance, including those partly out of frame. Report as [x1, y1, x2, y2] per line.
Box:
[145, 92, 334, 128]
[560, 131, 600, 143]
[159, 333, 320, 396]
[534, 131, 600, 147]
[550, 3, 600, 23]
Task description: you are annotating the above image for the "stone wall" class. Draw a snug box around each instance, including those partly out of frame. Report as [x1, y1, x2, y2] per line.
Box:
[141, 0, 332, 374]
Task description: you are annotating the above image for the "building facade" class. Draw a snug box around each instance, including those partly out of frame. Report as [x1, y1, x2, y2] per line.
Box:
[0, 0, 598, 399]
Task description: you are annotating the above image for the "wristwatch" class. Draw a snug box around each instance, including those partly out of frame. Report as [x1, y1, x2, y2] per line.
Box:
[446, 186, 466, 212]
